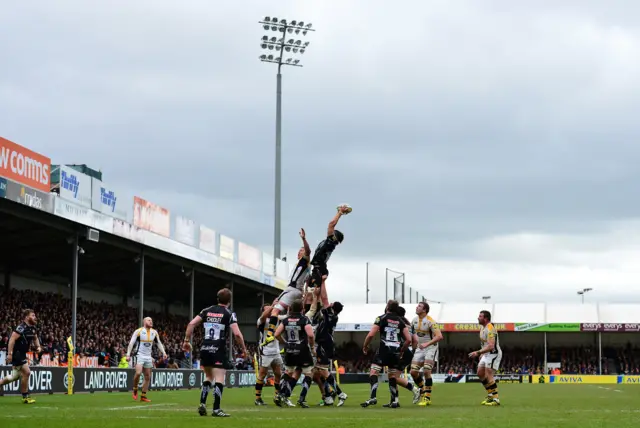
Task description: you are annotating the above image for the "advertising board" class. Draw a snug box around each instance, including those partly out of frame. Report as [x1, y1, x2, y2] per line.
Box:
[0, 136, 51, 192]
[59, 165, 92, 208]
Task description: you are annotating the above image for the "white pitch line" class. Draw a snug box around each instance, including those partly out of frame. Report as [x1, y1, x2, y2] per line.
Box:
[107, 403, 177, 411]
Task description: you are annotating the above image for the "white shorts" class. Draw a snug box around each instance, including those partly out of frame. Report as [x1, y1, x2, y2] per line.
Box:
[275, 287, 303, 312]
[286, 365, 314, 376]
[136, 355, 153, 369]
[479, 353, 502, 371]
[260, 354, 283, 369]
[412, 346, 438, 366]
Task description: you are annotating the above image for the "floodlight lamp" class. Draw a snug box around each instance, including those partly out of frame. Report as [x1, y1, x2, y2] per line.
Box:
[285, 46, 291, 52]
[295, 29, 300, 34]
[295, 40, 301, 45]
[261, 43, 267, 49]
[265, 16, 271, 22]
[268, 45, 274, 50]
[280, 19, 287, 24]
[270, 37, 277, 42]
[271, 26, 277, 31]
[306, 23, 312, 29]
[293, 59, 300, 64]
[268, 55, 274, 60]
[276, 46, 281, 51]
[279, 28, 285, 32]
[286, 58, 292, 63]
[262, 36, 268, 41]
[260, 54, 267, 60]
[272, 17, 278, 22]
[287, 28, 293, 33]
[293, 48, 298, 53]
[278, 38, 284, 43]
[275, 57, 281, 62]
[299, 21, 305, 27]
[263, 25, 269, 30]
[304, 41, 310, 47]
[287, 39, 294, 44]
[300, 48, 305, 54]
[291, 20, 297, 26]
[302, 30, 308, 36]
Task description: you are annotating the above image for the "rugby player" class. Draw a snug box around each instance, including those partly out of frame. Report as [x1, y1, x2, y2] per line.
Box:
[468, 310, 502, 406]
[262, 228, 311, 346]
[307, 292, 347, 406]
[307, 206, 349, 309]
[184, 288, 248, 417]
[0, 309, 40, 403]
[393, 306, 421, 406]
[410, 302, 442, 406]
[255, 302, 283, 405]
[274, 299, 316, 408]
[126, 316, 167, 402]
[361, 300, 411, 409]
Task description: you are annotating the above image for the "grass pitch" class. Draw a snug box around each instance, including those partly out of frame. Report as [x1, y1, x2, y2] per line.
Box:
[0, 383, 638, 428]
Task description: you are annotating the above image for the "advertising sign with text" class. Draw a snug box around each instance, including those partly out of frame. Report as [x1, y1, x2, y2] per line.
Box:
[0, 177, 6, 198]
[133, 196, 170, 237]
[174, 216, 196, 246]
[219, 234, 235, 260]
[199, 225, 216, 254]
[90, 178, 129, 221]
[238, 242, 261, 270]
[0, 136, 51, 192]
[262, 252, 274, 275]
[54, 198, 114, 233]
[4, 180, 54, 213]
[59, 165, 92, 208]
[580, 323, 640, 332]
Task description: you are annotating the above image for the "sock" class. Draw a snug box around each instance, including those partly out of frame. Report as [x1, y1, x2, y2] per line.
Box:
[416, 376, 424, 391]
[133, 385, 138, 394]
[255, 379, 264, 400]
[323, 377, 332, 397]
[213, 382, 224, 410]
[288, 375, 298, 395]
[482, 378, 490, 397]
[280, 374, 292, 397]
[486, 381, 499, 400]
[326, 373, 342, 395]
[274, 380, 281, 395]
[424, 377, 433, 399]
[141, 390, 147, 398]
[200, 380, 211, 405]
[22, 392, 28, 399]
[266, 315, 278, 339]
[405, 381, 415, 391]
[299, 376, 312, 402]
[369, 375, 378, 399]
[389, 377, 398, 403]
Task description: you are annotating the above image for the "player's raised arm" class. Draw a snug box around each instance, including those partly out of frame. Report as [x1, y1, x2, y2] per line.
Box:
[126, 329, 139, 359]
[305, 323, 316, 354]
[274, 323, 285, 344]
[259, 305, 272, 324]
[327, 210, 343, 237]
[300, 228, 311, 258]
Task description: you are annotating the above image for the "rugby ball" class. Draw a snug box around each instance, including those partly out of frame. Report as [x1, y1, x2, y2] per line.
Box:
[337, 203, 353, 215]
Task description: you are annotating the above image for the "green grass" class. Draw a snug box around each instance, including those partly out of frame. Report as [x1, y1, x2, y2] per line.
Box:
[1, 383, 639, 428]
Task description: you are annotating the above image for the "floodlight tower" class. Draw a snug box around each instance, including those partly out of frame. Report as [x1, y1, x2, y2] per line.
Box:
[258, 16, 315, 263]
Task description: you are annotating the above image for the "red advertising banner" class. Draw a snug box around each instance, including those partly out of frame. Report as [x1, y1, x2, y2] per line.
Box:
[0, 136, 51, 192]
[133, 196, 170, 237]
[438, 323, 515, 332]
[238, 242, 261, 270]
[580, 323, 640, 332]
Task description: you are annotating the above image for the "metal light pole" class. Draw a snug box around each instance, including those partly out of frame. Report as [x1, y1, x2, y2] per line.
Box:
[577, 288, 593, 304]
[258, 16, 315, 263]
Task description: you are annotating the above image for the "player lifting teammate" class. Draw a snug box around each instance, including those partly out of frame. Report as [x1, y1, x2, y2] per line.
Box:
[127, 316, 167, 402]
[274, 299, 316, 408]
[361, 300, 411, 409]
[410, 302, 443, 406]
[184, 288, 248, 417]
[468, 310, 502, 406]
[255, 302, 283, 405]
[0, 309, 40, 403]
[262, 228, 311, 346]
[393, 306, 422, 405]
[308, 205, 350, 309]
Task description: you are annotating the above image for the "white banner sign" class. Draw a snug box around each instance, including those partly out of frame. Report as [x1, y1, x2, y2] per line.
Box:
[275, 258, 289, 280]
[199, 225, 216, 254]
[219, 235, 235, 260]
[174, 216, 196, 246]
[90, 178, 130, 221]
[54, 197, 114, 233]
[59, 166, 92, 208]
[238, 242, 261, 270]
[262, 252, 274, 276]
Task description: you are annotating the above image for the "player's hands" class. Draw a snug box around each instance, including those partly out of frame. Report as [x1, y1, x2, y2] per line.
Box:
[468, 351, 479, 359]
[300, 228, 306, 239]
[126, 355, 131, 362]
[162, 353, 167, 360]
[362, 346, 368, 355]
[183, 341, 192, 353]
[6, 353, 12, 364]
[36, 346, 42, 353]
[419, 343, 428, 350]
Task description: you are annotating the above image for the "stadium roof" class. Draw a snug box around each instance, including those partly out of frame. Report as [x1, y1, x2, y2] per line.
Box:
[337, 302, 640, 332]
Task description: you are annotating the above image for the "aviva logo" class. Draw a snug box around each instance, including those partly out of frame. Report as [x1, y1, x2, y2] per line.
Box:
[622, 376, 640, 384]
[553, 376, 583, 383]
[550, 375, 618, 384]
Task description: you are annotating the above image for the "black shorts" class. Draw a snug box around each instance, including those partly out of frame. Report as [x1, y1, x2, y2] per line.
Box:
[200, 349, 232, 369]
[400, 349, 413, 371]
[373, 347, 402, 371]
[316, 342, 334, 366]
[12, 350, 28, 367]
[309, 265, 329, 288]
[284, 349, 314, 369]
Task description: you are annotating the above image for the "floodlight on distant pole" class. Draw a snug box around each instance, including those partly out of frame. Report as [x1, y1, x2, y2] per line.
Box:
[482, 296, 491, 304]
[577, 288, 593, 304]
[258, 17, 315, 265]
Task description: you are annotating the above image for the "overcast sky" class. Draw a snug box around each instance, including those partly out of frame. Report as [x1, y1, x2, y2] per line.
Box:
[2, 0, 640, 305]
